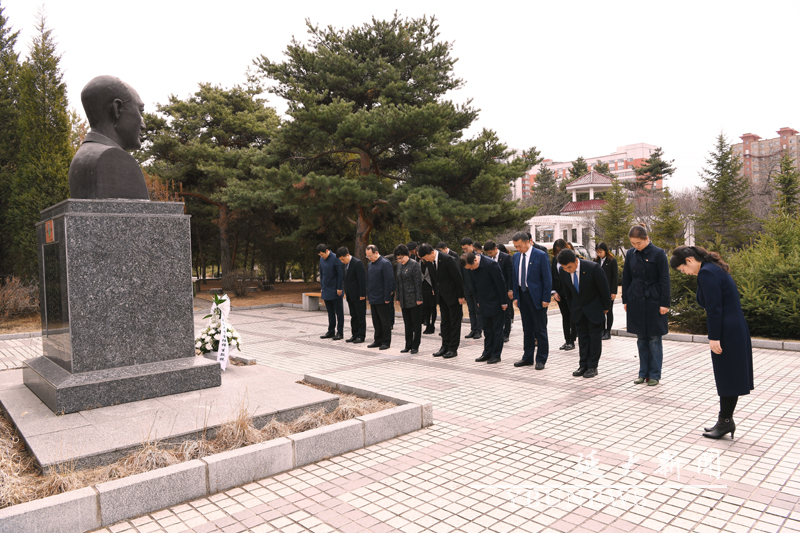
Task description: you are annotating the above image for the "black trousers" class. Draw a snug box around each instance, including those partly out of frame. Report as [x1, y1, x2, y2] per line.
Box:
[439, 301, 462, 351]
[401, 305, 422, 350]
[557, 298, 577, 343]
[482, 311, 505, 359]
[518, 292, 549, 364]
[371, 303, 393, 346]
[465, 292, 482, 333]
[575, 314, 603, 369]
[346, 294, 367, 339]
[324, 298, 344, 336]
[503, 293, 514, 337]
[422, 283, 437, 326]
[604, 303, 614, 331]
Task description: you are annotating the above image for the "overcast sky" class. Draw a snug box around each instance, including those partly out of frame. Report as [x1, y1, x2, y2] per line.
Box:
[4, 0, 799, 191]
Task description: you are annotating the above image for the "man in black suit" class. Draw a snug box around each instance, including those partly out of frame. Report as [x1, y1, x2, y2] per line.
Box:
[420, 256, 438, 334]
[483, 240, 514, 342]
[419, 243, 465, 359]
[366, 245, 395, 350]
[337, 247, 367, 344]
[437, 242, 460, 261]
[557, 248, 612, 378]
[462, 252, 508, 364]
[460, 238, 482, 340]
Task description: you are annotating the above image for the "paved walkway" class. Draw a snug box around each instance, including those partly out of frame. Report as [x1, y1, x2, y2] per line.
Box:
[3, 308, 799, 533]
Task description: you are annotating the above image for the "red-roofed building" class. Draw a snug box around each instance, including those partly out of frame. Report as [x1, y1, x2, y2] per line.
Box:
[732, 127, 800, 185]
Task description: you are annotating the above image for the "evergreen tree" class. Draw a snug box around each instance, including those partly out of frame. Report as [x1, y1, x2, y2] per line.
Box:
[0, 2, 19, 278]
[773, 151, 800, 216]
[593, 160, 613, 177]
[632, 146, 675, 190]
[595, 178, 634, 255]
[529, 163, 569, 215]
[568, 156, 589, 182]
[254, 14, 536, 261]
[696, 133, 752, 249]
[144, 83, 281, 287]
[8, 11, 71, 279]
[650, 187, 684, 251]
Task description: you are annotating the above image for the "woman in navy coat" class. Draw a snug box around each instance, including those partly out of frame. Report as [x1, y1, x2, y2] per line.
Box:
[670, 246, 754, 439]
[622, 225, 670, 386]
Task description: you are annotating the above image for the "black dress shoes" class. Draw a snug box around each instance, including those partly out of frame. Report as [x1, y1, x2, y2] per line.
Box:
[514, 360, 533, 367]
[535, 362, 545, 370]
[320, 333, 334, 339]
[332, 334, 343, 341]
[442, 350, 458, 358]
[475, 355, 491, 362]
[433, 348, 447, 357]
[379, 345, 390, 350]
[464, 331, 475, 339]
[503, 336, 510, 343]
[472, 333, 482, 340]
[345, 337, 356, 343]
[583, 368, 598, 378]
[410, 348, 418, 354]
[367, 342, 381, 348]
[572, 367, 587, 376]
[601, 331, 611, 340]
[353, 338, 364, 344]
[423, 325, 435, 334]
[563, 343, 575, 351]
[401, 348, 411, 353]
[559, 343, 569, 350]
[487, 357, 501, 364]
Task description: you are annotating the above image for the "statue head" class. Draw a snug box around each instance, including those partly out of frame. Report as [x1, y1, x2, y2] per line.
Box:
[81, 76, 145, 151]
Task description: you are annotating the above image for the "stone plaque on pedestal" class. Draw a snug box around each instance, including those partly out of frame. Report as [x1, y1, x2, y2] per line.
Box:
[24, 199, 221, 414]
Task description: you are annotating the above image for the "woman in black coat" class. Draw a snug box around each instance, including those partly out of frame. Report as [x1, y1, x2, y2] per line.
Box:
[622, 225, 670, 387]
[551, 239, 576, 350]
[394, 244, 423, 354]
[595, 242, 618, 340]
[670, 246, 753, 439]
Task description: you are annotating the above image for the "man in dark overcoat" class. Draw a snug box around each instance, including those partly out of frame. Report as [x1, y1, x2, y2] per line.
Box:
[366, 245, 395, 350]
[317, 244, 344, 340]
[483, 240, 514, 342]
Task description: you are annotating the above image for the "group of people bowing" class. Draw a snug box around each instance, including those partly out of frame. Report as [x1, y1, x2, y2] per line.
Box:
[317, 224, 754, 440]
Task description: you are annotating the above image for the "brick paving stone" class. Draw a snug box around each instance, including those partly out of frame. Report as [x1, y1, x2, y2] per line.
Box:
[15, 306, 782, 533]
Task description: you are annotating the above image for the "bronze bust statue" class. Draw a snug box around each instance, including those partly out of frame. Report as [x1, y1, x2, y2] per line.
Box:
[68, 76, 150, 200]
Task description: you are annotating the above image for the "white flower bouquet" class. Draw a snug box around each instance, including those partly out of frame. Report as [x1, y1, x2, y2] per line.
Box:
[195, 320, 241, 356]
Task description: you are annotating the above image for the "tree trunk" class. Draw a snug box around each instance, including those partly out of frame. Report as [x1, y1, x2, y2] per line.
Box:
[354, 207, 373, 265]
[219, 205, 232, 290]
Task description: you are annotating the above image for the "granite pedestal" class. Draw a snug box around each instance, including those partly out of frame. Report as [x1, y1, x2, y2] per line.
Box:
[24, 199, 220, 414]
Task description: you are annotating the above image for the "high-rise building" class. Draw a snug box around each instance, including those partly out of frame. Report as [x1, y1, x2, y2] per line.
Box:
[732, 127, 800, 185]
[512, 143, 659, 200]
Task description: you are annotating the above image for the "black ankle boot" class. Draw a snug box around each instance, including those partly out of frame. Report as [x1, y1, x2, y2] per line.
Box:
[702, 416, 735, 439]
[704, 415, 719, 433]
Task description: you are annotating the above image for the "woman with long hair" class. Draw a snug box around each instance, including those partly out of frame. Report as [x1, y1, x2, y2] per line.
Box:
[393, 244, 424, 354]
[622, 225, 670, 386]
[594, 242, 618, 340]
[551, 239, 576, 351]
[670, 246, 753, 439]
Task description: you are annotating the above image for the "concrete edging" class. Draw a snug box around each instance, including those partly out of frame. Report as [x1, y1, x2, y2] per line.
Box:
[0, 377, 432, 532]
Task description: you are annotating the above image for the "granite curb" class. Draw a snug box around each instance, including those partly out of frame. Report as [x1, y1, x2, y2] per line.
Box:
[0, 377, 432, 532]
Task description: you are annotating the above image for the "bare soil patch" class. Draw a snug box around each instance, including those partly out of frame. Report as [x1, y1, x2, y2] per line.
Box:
[0, 313, 40, 335]
[194, 281, 320, 307]
[0, 381, 395, 509]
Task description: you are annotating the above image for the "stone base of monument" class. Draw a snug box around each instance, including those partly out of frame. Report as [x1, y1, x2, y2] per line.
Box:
[27, 199, 222, 414]
[0, 364, 338, 473]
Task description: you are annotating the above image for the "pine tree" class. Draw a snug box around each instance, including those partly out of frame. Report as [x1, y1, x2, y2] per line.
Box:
[696, 133, 753, 249]
[650, 187, 684, 251]
[568, 156, 589, 182]
[593, 160, 613, 177]
[595, 178, 634, 255]
[8, 11, 71, 279]
[529, 163, 569, 215]
[633, 147, 675, 190]
[0, 2, 20, 278]
[144, 83, 280, 286]
[773, 151, 800, 216]
[254, 14, 536, 261]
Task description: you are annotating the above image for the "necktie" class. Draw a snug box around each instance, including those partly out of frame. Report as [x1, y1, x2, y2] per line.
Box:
[520, 253, 527, 292]
[573, 271, 580, 293]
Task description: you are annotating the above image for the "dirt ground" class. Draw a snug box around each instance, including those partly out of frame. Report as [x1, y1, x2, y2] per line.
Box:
[194, 280, 320, 308]
[0, 313, 41, 335]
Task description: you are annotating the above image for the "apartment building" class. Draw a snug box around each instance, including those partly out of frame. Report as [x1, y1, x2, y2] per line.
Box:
[732, 127, 800, 185]
[512, 143, 659, 200]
